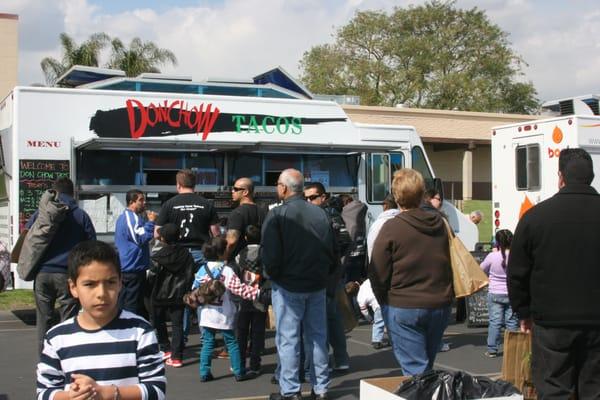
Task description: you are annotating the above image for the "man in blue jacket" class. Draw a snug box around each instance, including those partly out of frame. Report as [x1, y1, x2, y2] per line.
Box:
[114, 189, 157, 316]
[26, 178, 96, 352]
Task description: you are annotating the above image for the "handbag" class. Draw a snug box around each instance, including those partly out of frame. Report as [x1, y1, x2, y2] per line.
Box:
[442, 219, 489, 298]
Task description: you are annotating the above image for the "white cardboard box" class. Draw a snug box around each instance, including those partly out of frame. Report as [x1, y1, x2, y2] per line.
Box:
[360, 376, 523, 400]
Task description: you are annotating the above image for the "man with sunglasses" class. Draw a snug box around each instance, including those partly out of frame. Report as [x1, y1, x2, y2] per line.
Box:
[304, 182, 352, 373]
[225, 177, 265, 261]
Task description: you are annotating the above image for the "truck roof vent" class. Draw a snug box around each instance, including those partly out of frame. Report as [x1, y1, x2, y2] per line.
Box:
[557, 98, 599, 116]
[588, 99, 600, 115]
[559, 100, 574, 116]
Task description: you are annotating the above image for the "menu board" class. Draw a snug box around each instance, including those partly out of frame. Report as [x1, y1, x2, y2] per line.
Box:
[19, 159, 70, 231]
[466, 286, 489, 328]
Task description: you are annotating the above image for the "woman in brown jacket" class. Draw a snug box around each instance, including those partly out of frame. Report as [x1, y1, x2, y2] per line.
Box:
[368, 168, 453, 376]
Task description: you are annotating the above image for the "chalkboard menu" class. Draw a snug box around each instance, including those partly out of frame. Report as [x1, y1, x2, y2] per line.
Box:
[465, 249, 490, 328]
[19, 159, 70, 231]
[466, 286, 489, 328]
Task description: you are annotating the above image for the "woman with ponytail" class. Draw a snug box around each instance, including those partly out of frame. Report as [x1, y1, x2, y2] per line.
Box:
[480, 229, 519, 357]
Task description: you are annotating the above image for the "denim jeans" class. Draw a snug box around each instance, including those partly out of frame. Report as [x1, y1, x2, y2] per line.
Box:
[382, 304, 451, 376]
[303, 292, 350, 377]
[372, 307, 385, 343]
[200, 328, 243, 378]
[184, 248, 206, 340]
[34, 272, 79, 353]
[272, 283, 330, 396]
[487, 292, 519, 353]
[118, 271, 147, 317]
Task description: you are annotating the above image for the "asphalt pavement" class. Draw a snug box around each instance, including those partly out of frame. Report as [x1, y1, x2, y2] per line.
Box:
[0, 309, 502, 400]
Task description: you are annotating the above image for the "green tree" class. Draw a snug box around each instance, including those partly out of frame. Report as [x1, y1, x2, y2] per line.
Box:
[107, 37, 177, 77]
[40, 33, 110, 85]
[300, 1, 539, 114]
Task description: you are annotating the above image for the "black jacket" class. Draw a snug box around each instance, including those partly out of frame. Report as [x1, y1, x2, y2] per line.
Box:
[262, 195, 336, 293]
[508, 184, 600, 327]
[150, 244, 195, 306]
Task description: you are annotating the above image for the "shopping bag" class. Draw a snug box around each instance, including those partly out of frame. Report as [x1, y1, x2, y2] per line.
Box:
[502, 330, 536, 399]
[335, 287, 358, 333]
[18, 190, 69, 281]
[10, 229, 28, 263]
[442, 220, 488, 298]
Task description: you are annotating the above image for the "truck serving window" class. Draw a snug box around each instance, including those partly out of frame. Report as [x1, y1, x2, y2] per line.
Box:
[367, 152, 404, 203]
[515, 145, 540, 191]
[411, 146, 434, 189]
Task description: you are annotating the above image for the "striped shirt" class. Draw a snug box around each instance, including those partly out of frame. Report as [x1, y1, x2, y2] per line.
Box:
[36, 310, 166, 400]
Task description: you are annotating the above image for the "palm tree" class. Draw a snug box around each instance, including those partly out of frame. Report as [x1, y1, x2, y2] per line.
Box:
[107, 37, 178, 77]
[40, 32, 110, 86]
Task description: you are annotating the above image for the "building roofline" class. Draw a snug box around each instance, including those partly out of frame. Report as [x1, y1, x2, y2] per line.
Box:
[342, 104, 539, 121]
[0, 13, 18, 20]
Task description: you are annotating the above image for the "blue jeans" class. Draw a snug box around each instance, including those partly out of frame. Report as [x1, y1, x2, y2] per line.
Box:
[382, 304, 451, 376]
[372, 307, 385, 343]
[200, 328, 243, 377]
[302, 293, 349, 377]
[184, 249, 206, 340]
[272, 283, 330, 396]
[487, 292, 519, 353]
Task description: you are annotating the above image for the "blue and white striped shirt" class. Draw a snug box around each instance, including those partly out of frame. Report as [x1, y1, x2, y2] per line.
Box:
[36, 310, 166, 400]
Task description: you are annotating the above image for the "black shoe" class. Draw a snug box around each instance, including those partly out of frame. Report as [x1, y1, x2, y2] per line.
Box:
[372, 341, 384, 350]
[270, 375, 279, 385]
[200, 373, 214, 382]
[269, 393, 302, 400]
[246, 369, 261, 378]
[311, 390, 329, 400]
[235, 373, 256, 382]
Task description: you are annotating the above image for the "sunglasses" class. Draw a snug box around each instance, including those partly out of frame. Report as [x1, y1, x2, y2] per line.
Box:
[232, 187, 246, 192]
[305, 194, 321, 201]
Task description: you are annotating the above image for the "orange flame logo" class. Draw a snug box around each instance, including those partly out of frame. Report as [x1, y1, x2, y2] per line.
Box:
[519, 195, 534, 219]
[552, 126, 563, 144]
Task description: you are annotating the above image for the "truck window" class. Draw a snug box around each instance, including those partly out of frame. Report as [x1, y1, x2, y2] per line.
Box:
[515, 144, 540, 191]
[411, 146, 434, 189]
[367, 152, 405, 203]
[228, 154, 359, 188]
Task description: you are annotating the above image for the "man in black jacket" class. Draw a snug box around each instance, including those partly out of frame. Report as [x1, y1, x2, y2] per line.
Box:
[263, 169, 336, 400]
[508, 148, 600, 399]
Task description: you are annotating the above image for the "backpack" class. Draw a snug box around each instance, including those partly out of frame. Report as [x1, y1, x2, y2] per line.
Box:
[183, 264, 226, 309]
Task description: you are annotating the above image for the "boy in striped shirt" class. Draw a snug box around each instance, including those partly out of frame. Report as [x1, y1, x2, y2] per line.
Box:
[36, 240, 166, 400]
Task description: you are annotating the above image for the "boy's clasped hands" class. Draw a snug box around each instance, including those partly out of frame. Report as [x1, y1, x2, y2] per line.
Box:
[69, 374, 114, 400]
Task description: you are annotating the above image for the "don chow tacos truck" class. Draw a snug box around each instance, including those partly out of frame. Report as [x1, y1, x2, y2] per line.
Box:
[491, 97, 600, 233]
[0, 67, 477, 288]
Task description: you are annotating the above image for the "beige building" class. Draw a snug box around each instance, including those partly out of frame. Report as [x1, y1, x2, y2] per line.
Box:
[0, 13, 18, 100]
[343, 105, 538, 200]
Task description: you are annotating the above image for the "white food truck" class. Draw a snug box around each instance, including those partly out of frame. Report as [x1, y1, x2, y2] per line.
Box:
[491, 98, 600, 233]
[0, 70, 477, 288]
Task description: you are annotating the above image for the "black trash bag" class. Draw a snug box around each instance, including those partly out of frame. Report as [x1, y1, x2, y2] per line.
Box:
[395, 370, 521, 399]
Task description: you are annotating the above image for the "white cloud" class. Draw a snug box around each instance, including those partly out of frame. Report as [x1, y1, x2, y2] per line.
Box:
[7, 0, 600, 102]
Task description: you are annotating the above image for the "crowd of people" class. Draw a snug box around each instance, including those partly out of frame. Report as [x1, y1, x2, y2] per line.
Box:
[27, 148, 600, 399]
